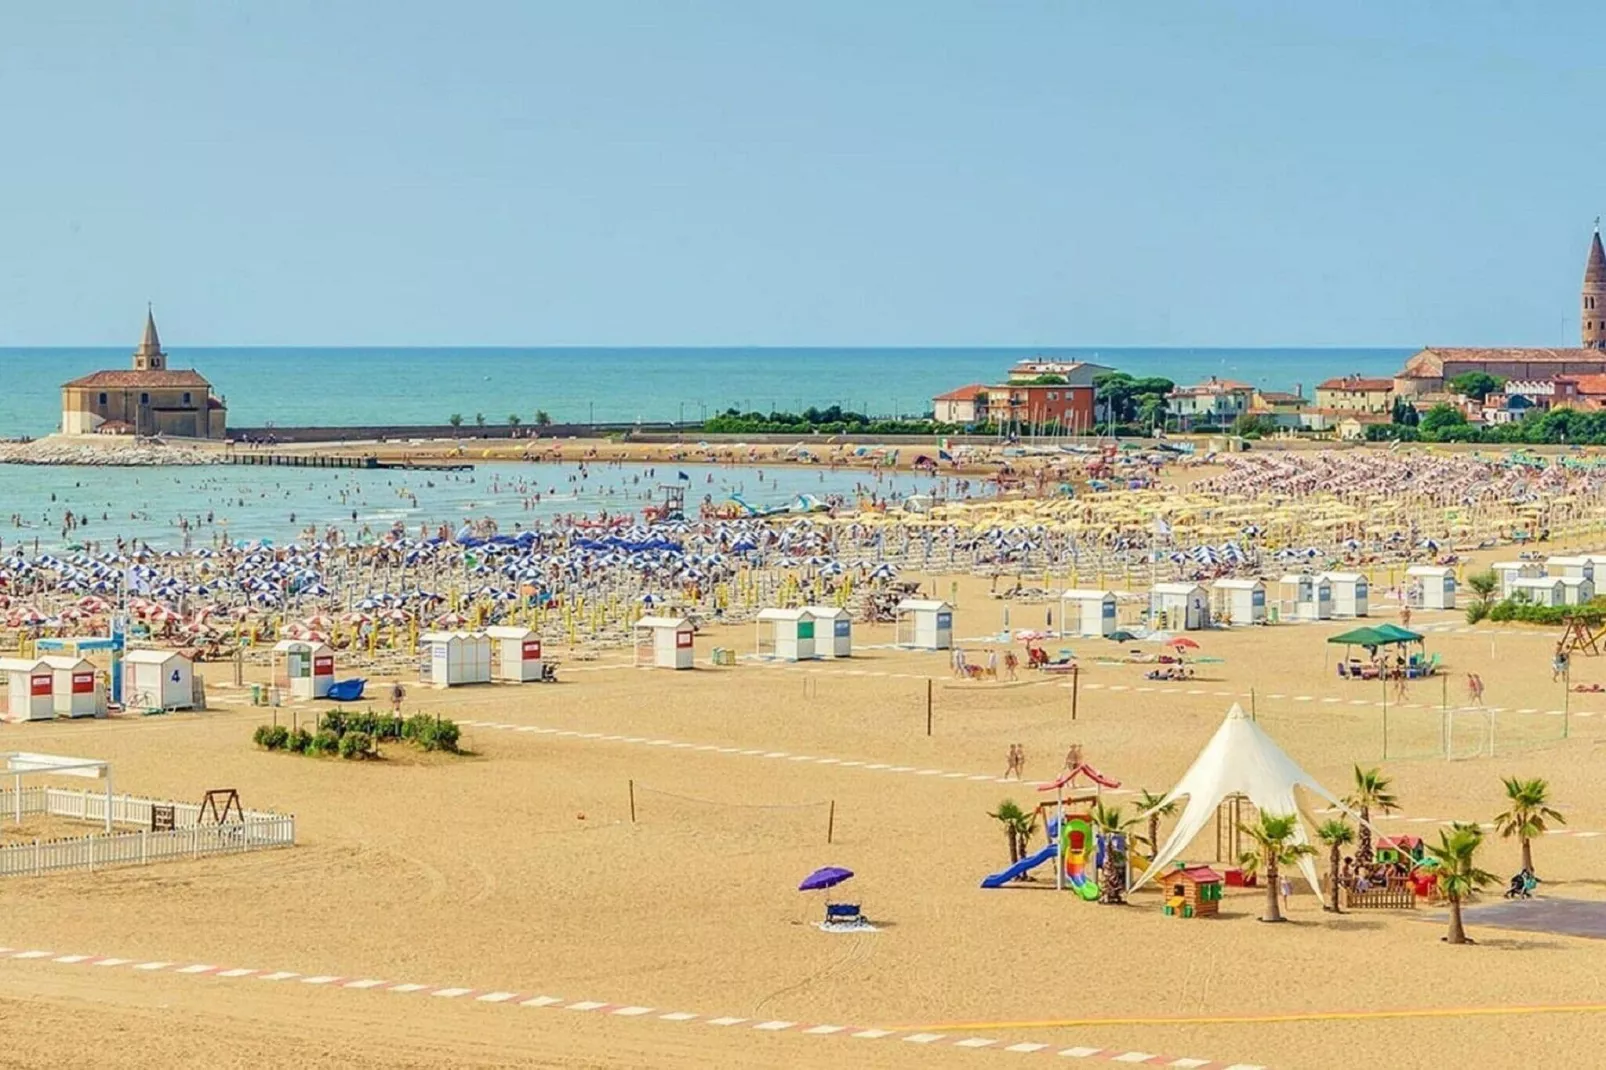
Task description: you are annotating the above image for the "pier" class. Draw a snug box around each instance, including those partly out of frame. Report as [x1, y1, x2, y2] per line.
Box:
[227, 453, 474, 472]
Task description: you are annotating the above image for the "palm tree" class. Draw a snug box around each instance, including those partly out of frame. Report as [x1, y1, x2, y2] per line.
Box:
[534, 410, 552, 427]
[1316, 819, 1356, 913]
[987, 799, 1037, 869]
[448, 413, 463, 428]
[1466, 569, 1498, 606]
[1135, 789, 1178, 858]
[1425, 822, 1496, 944]
[1494, 776, 1565, 875]
[1345, 765, 1400, 861]
[1244, 812, 1315, 923]
[1091, 802, 1139, 904]
[508, 414, 522, 427]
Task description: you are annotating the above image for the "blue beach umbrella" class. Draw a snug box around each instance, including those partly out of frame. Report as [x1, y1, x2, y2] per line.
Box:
[798, 866, 853, 891]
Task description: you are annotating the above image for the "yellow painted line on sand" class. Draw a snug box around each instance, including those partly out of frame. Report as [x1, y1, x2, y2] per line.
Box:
[904, 1001, 1606, 1032]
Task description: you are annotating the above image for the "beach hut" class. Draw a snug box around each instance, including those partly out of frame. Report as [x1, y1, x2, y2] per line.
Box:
[272, 639, 336, 700]
[1545, 555, 1594, 582]
[1280, 574, 1332, 621]
[1322, 572, 1370, 618]
[1149, 582, 1210, 631]
[755, 608, 816, 661]
[1059, 589, 1118, 638]
[1490, 561, 1543, 600]
[895, 599, 953, 650]
[486, 625, 543, 682]
[419, 631, 492, 687]
[634, 616, 695, 669]
[41, 655, 104, 718]
[1560, 576, 1596, 605]
[1509, 576, 1565, 607]
[1405, 565, 1457, 609]
[0, 657, 55, 722]
[1211, 578, 1266, 626]
[804, 605, 853, 658]
[122, 649, 195, 710]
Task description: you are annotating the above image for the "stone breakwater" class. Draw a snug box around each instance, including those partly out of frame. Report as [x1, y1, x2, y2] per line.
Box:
[0, 438, 223, 466]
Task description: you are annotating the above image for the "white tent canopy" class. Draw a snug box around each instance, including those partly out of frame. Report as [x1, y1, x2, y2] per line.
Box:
[1131, 703, 1348, 894]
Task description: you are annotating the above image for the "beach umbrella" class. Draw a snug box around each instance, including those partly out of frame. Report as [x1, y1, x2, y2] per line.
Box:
[798, 866, 854, 891]
[1107, 630, 1138, 642]
[1166, 637, 1200, 650]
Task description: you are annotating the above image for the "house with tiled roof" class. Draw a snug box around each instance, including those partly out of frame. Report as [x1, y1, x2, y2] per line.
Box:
[930, 384, 989, 424]
[1315, 375, 1395, 414]
[1167, 377, 1255, 430]
[61, 309, 226, 438]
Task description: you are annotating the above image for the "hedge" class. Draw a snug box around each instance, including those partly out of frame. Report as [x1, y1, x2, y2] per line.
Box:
[253, 707, 462, 759]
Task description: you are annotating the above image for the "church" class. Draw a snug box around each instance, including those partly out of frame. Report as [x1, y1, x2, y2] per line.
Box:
[1394, 227, 1606, 395]
[61, 309, 227, 439]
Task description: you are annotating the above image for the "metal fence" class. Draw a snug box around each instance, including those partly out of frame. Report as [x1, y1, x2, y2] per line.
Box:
[0, 788, 294, 878]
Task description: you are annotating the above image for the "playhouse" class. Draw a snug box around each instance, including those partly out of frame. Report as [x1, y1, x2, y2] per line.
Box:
[1546, 555, 1594, 581]
[755, 607, 816, 661]
[272, 639, 336, 700]
[1322, 572, 1370, 618]
[1406, 565, 1458, 609]
[486, 625, 544, 682]
[1490, 561, 1544, 599]
[0, 657, 56, 722]
[122, 648, 195, 710]
[1280, 574, 1332, 621]
[1162, 865, 1223, 918]
[1211, 578, 1266, 626]
[1561, 576, 1597, 605]
[1149, 582, 1209, 631]
[1059, 589, 1118, 638]
[40, 655, 104, 718]
[804, 605, 853, 658]
[419, 631, 492, 687]
[895, 599, 953, 650]
[1509, 575, 1566, 607]
[634, 616, 695, 669]
[1375, 835, 1425, 867]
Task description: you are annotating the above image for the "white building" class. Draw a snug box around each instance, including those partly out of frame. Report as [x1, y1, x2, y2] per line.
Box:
[1509, 576, 1565, 607]
[634, 616, 696, 669]
[804, 605, 853, 658]
[1280, 574, 1332, 621]
[895, 599, 953, 650]
[756, 608, 817, 661]
[1405, 565, 1457, 609]
[1211, 578, 1266, 626]
[1150, 582, 1210, 631]
[1491, 560, 1544, 599]
[1321, 572, 1370, 618]
[1059, 589, 1118, 638]
[122, 649, 195, 710]
[419, 631, 492, 687]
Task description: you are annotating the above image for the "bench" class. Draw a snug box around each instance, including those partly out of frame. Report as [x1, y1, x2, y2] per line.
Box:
[824, 902, 864, 925]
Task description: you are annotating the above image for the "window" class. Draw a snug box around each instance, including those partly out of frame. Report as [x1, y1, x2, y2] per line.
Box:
[182, 392, 191, 404]
[98, 392, 107, 405]
[140, 393, 149, 404]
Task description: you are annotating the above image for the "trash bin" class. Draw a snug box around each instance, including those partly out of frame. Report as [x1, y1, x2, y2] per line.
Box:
[249, 683, 264, 706]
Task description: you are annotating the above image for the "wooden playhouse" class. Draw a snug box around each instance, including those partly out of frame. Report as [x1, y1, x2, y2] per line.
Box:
[1162, 865, 1223, 918]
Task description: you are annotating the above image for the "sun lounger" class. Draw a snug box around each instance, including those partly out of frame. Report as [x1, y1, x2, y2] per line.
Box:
[824, 902, 864, 924]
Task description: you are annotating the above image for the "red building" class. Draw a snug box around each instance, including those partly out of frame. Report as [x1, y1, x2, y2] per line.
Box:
[983, 383, 1096, 433]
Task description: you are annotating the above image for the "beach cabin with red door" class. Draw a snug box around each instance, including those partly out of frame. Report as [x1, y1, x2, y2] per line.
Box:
[0, 657, 56, 722]
[487, 626, 543, 682]
[42, 655, 105, 718]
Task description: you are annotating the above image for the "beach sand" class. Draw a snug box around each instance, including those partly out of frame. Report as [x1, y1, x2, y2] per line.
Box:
[1, 572, 1603, 1069]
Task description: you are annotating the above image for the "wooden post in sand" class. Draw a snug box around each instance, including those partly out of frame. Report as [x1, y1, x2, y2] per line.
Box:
[1071, 665, 1080, 722]
[926, 678, 933, 736]
[628, 779, 636, 824]
[827, 800, 835, 844]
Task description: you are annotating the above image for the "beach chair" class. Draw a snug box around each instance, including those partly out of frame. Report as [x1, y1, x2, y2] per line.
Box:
[1337, 662, 1350, 679]
[824, 902, 864, 925]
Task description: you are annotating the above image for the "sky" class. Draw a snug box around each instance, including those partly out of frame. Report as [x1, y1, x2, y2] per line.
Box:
[0, 1, 1600, 347]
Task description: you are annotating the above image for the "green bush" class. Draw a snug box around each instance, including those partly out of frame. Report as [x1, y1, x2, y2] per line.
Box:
[257, 710, 456, 759]
[338, 730, 375, 760]
[1465, 601, 1489, 624]
[313, 728, 340, 755]
[263, 725, 290, 750]
[253, 724, 274, 749]
[1483, 596, 1606, 626]
[288, 727, 313, 754]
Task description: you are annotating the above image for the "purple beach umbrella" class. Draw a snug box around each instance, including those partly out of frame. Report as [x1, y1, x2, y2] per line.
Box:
[799, 866, 853, 891]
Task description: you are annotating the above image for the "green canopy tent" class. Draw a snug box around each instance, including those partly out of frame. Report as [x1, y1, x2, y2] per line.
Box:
[1371, 623, 1424, 644]
[1327, 626, 1391, 648]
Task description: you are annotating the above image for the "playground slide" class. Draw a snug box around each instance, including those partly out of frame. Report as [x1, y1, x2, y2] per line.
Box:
[1067, 870, 1101, 900]
[980, 844, 1058, 888]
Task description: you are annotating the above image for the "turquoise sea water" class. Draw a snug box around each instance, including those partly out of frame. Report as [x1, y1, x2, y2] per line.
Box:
[0, 346, 1408, 437]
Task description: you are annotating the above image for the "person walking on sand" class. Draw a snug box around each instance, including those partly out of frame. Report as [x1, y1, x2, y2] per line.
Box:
[390, 680, 406, 715]
[1280, 873, 1293, 914]
[1005, 743, 1024, 780]
[1400, 604, 1412, 630]
[1552, 646, 1570, 683]
[1467, 672, 1484, 706]
[1003, 649, 1019, 681]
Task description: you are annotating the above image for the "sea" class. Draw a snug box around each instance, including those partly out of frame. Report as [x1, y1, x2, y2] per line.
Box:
[0, 346, 1409, 435]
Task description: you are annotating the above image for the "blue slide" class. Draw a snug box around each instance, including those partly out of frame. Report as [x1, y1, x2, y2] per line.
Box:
[980, 843, 1058, 888]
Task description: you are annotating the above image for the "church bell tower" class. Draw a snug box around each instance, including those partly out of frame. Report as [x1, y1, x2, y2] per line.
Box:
[1584, 225, 1606, 349]
[132, 305, 166, 370]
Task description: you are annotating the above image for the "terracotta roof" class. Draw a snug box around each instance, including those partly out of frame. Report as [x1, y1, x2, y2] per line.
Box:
[1171, 378, 1254, 397]
[1256, 391, 1307, 403]
[1317, 376, 1394, 392]
[1400, 348, 1606, 378]
[63, 369, 212, 389]
[1339, 413, 1392, 424]
[932, 383, 989, 401]
[1588, 231, 1606, 286]
[1566, 374, 1606, 395]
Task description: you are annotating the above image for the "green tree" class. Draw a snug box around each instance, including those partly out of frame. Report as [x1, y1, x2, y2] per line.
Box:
[534, 410, 552, 426]
[987, 799, 1038, 868]
[1420, 403, 1469, 437]
[1137, 394, 1170, 432]
[1134, 789, 1178, 857]
[448, 413, 463, 428]
[1466, 569, 1498, 606]
[1243, 813, 1316, 922]
[1390, 396, 1420, 427]
[1494, 776, 1565, 875]
[1447, 372, 1506, 403]
[1316, 819, 1356, 913]
[1344, 765, 1400, 862]
[474, 413, 486, 428]
[1028, 374, 1067, 385]
[1425, 822, 1497, 944]
[1091, 802, 1139, 904]
[507, 414, 522, 427]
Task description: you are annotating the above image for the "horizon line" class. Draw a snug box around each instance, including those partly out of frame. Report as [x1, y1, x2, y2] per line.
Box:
[0, 343, 1423, 352]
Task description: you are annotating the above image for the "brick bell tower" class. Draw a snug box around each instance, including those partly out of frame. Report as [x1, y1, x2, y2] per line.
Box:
[1584, 223, 1606, 349]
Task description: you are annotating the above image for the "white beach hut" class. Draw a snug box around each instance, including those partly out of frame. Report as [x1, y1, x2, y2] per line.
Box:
[1059, 589, 1118, 638]
[756, 608, 816, 661]
[634, 616, 695, 669]
[1509, 576, 1565, 607]
[1280, 574, 1332, 621]
[1560, 576, 1596, 605]
[419, 631, 492, 687]
[486, 625, 543, 682]
[272, 639, 336, 700]
[122, 649, 194, 710]
[1405, 565, 1458, 609]
[1149, 582, 1210, 631]
[1210, 578, 1266, 626]
[1321, 572, 1370, 618]
[804, 605, 853, 658]
[1490, 561, 1543, 599]
[895, 599, 953, 650]
[0, 657, 56, 722]
[41, 655, 104, 719]
[1546, 555, 1594, 582]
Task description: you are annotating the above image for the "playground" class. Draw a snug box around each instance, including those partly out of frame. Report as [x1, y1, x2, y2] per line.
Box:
[3, 568, 1606, 1069]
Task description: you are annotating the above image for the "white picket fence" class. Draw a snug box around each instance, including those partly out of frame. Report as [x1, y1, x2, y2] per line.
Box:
[0, 787, 294, 878]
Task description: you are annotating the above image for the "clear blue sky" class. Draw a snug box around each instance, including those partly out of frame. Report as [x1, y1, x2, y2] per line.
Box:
[0, 1, 1599, 347]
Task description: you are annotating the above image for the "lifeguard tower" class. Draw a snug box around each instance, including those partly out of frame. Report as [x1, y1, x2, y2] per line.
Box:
[755, 608, 816, 661]
[486, 625, 543, 681]
[804, 605, 853, 657]
[0, 657, 55, 722]
[634, 616, 695, 669]
[895, 599, 952, 650]
[1059, 589, 1117, 638]
[273, 639, 336, 700]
